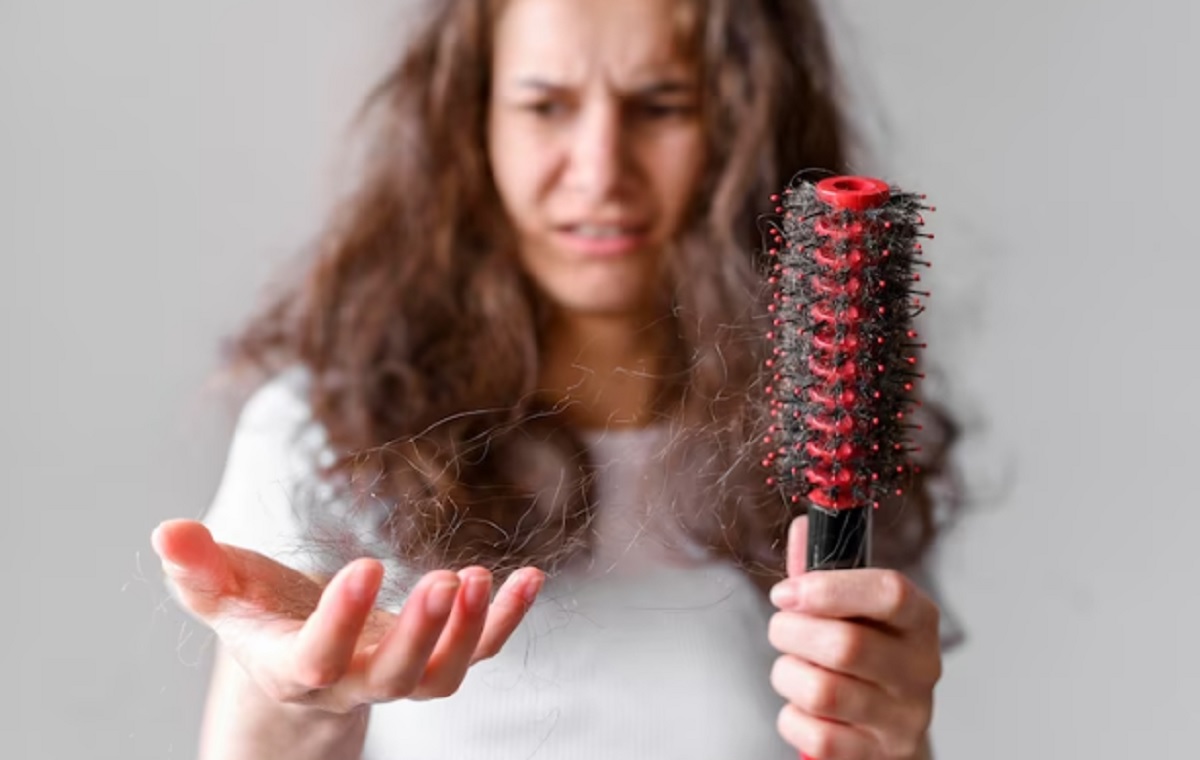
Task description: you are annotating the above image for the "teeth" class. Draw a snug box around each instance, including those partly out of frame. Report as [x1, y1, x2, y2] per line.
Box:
[574, 225, 628, 238]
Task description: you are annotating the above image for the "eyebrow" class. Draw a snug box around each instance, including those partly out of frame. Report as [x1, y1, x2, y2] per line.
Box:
[513, 77, 696, 97]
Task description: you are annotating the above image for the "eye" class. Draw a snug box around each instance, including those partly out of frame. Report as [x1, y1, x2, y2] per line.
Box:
[630, 100, 696, 120]
[521, 100, 570, 119]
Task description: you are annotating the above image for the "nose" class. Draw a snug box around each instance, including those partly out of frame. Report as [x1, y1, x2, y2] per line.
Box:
[565, 101, 628, 201]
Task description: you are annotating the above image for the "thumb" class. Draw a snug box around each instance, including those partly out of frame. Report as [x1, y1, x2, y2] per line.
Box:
[786, 514, 809, 579]
[151, 519, 238, 604]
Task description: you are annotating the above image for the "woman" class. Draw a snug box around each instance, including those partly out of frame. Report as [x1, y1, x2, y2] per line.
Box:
[153, 0, 957, 757]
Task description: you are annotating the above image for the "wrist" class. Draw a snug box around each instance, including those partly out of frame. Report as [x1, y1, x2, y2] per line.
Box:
[903, 733, 933, 760]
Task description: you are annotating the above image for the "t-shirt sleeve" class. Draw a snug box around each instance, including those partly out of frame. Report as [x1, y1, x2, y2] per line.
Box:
[201, 369, 341, 578]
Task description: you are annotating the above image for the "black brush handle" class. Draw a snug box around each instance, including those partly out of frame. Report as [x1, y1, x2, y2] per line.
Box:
[807, 506, 871, 571]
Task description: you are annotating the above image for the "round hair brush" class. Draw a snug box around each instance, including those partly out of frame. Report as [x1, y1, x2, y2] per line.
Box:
[762, 175, 933, 573]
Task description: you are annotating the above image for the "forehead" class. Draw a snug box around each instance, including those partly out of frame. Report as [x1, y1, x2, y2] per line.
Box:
[492, 0, 696, 83]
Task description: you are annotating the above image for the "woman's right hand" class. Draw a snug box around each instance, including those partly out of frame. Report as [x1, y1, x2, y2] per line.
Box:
[151, 519, 544, 714]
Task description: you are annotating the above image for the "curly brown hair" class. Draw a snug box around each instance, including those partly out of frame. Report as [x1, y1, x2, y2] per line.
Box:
[222, 0, 963, 594]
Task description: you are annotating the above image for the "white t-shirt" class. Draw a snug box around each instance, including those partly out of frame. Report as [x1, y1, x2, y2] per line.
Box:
[203, 370, 796, 759]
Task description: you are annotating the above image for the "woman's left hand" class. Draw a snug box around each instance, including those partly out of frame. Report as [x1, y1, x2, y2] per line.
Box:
[767, 516, 941, 760]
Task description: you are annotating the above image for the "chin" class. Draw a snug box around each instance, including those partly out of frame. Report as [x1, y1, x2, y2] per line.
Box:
[533, 267, 661, 320]
[551, 293, 651, 318]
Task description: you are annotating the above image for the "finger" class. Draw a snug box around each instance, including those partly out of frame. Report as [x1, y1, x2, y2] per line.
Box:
[472, 568, 543, 663]
[787, 515, 809, 579]
[777, 703, 875, 760]
[152, 520, 239, 608]
[415, 567, 493, 695]
[770, 655, 888, 728]
[769, 612, 912, 690]
[785, 569, 935, 632]
[289, 559, 384, 689]
[354, 572, 460, 702]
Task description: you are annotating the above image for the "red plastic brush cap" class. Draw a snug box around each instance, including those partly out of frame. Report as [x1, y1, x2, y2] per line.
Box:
[815, 176, 891, 211]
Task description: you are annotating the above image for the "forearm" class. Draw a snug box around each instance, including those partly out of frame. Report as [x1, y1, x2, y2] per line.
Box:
[199, 646, 369, 760]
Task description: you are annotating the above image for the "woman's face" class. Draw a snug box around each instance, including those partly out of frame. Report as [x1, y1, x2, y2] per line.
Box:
[487, 0, 706, 320]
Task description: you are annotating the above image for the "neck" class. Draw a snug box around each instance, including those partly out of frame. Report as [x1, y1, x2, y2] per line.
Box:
[539, 310, 671, 430]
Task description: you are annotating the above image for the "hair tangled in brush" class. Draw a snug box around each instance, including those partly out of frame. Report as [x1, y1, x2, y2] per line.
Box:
[765, 177, 933, 512]
[219, 0, 965, 593]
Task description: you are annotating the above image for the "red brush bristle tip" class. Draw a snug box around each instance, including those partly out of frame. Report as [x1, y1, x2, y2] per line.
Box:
[762, 175, 932, 517]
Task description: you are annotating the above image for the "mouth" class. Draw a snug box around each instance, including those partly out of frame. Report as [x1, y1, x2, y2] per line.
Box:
[554, 222, 651, 257]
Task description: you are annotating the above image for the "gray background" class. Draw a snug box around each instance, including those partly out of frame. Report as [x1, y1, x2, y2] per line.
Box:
[1, 0, 1195, 757]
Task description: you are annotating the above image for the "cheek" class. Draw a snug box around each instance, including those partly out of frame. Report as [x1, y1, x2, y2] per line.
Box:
[489, 122, 553, 224]
[650, 131, 707, 222]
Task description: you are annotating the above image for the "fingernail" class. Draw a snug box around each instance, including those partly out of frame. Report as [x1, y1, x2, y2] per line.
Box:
[347, 563, 378, 603]
[770, 581, 796, 608]
[150, 524, 171, 557]
[520, 571, 544, 606]
[426, 580, 459, 617]
[465, 573, 491, 612]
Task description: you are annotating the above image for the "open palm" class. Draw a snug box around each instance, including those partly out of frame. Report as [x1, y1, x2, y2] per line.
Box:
[152, 519, 544, 713]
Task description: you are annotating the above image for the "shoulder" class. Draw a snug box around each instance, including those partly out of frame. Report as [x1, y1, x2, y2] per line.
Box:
[221, 366, 334, 470]
[203, 367, 335, 568]
[205, 367, 418, 587]
[234, 365, 315, 440]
